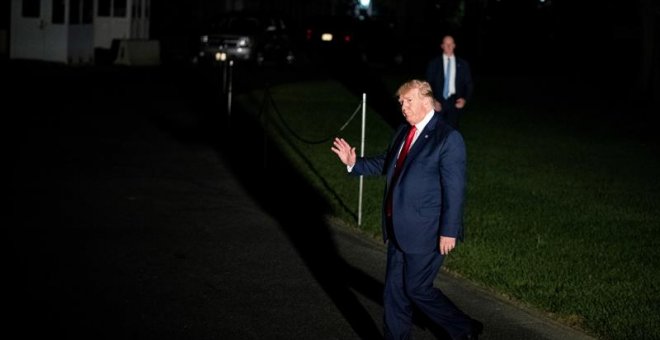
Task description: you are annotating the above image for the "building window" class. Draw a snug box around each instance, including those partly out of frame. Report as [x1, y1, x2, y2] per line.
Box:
[52, 0, 65, 24]
[82, 0, 93, 23]
[69, 0, 81, 24]
[22, 0, 40, 18]
[98, 0, 111, 17]
[114, 0, 127, 17]
[131, 0, 139, 18]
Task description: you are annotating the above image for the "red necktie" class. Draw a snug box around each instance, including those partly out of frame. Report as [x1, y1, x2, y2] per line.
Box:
[387, 125, 417, 217]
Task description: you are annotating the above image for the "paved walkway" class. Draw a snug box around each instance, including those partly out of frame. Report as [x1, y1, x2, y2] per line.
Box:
[7, 61, 596, 339]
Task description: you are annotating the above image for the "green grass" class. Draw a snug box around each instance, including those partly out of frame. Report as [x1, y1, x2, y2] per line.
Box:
[236, 76, 660, 340]
[237, 81, 393, 231]
[456, 91, 660, 339]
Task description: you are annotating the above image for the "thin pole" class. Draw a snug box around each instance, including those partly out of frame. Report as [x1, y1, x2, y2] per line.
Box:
[221, 60, 228, 94]
[227, 60, 234, 118]
[358, 93, 366, 226]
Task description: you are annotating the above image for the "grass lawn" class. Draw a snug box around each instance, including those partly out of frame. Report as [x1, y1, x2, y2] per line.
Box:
[236, 73, 660, 340]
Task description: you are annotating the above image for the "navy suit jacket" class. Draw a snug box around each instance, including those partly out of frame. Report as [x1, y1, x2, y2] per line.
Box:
[351, 113, 467, 254]
[425, 55, 474, 103]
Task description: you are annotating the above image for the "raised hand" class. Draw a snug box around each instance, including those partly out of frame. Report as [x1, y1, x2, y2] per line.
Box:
[331, 137, 356, 167]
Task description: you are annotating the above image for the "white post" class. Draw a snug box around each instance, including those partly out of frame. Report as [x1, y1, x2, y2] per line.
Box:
[227, 60, 234, 117]
[358, 93, 366, 226]
[221, 61, 228, 93]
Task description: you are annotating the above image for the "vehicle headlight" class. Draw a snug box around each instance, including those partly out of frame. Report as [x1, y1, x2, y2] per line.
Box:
[321, 33, 333, 42]
[238, 38, 250, 47]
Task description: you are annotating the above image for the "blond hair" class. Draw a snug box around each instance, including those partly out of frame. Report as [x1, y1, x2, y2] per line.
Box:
[396, 80, 434, 104]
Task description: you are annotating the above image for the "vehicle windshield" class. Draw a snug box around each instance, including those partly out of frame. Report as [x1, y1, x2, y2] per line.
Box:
[210, 17, 261, 34]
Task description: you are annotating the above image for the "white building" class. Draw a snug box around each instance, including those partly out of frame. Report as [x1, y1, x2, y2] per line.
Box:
[10, 0, 152, 64]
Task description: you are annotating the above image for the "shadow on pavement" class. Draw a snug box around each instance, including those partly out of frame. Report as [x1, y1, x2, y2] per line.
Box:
[214, 100, 384, 339]
[151, 63, 389, 338]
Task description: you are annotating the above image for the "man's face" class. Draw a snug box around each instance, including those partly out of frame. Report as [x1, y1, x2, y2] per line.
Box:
[441, 36, 455, 56]
[398, 88, 427, 126]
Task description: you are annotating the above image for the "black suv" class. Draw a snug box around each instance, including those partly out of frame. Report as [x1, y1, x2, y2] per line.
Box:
[194, 13, 296, 66]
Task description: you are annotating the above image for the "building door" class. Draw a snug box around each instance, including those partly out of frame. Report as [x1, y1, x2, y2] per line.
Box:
[11, 0, 68, 62]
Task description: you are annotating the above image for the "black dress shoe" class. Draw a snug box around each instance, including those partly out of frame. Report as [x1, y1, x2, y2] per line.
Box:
[456, 319, 483, 340]
[470, 319, 484, 335]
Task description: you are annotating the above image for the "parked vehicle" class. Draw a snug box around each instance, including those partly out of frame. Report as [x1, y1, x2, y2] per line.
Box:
[301, 16, 359, 62]
[301, 16, 403, 66]
[194, 13, 296, 66]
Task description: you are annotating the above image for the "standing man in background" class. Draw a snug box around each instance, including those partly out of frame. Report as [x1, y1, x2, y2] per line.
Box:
[426, 35, 474, 130]
[331, 80, 482, 340]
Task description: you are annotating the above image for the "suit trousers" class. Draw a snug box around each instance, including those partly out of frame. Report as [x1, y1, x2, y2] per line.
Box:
[440, 95, 461, 130]
[383, 242, 473, 339]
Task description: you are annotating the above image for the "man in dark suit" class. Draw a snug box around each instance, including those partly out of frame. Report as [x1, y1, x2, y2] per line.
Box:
[331, 80, 482, 339]
[426, 35, 474, 130]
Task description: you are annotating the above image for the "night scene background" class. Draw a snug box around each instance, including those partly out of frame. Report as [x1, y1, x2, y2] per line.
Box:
[3, 0, 659, 339]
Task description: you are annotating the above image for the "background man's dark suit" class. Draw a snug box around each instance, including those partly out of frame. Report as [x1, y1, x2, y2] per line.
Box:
[426, 53, 474, 130]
